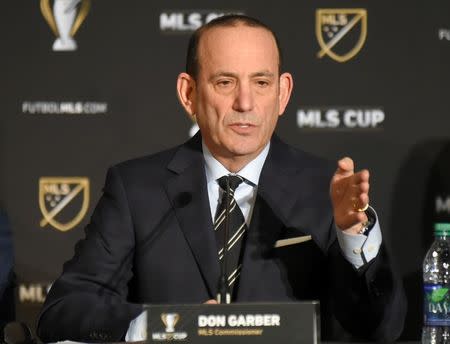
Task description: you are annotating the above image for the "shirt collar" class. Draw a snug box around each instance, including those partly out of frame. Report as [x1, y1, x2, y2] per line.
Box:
[202, 141, 270, 187]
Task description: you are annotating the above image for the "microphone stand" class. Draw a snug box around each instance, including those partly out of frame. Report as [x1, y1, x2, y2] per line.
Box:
[216, 176, 231, 304]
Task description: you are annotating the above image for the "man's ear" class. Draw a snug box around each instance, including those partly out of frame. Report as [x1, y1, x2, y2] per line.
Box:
[177, 72, 196, 116]
[278, 72, 293, 116]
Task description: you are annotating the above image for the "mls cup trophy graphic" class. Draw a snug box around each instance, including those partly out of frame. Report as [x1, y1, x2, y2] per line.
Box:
[161, 313, 179, 333]
[40, 0, 91, 51]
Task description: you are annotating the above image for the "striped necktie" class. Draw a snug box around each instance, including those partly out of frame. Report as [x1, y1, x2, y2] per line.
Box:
[214, 174, 247, 297]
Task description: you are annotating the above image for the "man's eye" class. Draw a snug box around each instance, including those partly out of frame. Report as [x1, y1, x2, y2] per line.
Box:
[217, 80, 233, 87]
[256, 80, 269, 87]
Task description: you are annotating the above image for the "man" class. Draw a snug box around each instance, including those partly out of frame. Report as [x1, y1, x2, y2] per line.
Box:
[37, 15, 406, 342]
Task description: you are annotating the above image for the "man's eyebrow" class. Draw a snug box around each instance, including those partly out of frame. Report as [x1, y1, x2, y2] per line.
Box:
[209, 71, 238, 80]
[250, 71, 275, 78]
[209, 71, 275, 80]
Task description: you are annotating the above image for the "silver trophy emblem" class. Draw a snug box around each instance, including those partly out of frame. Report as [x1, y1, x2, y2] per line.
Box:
[161, 313, 180, 333]
[40, 0, 91, 51]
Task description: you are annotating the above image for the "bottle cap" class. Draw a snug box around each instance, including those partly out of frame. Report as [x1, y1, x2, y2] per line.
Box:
[435, 223, 450, 236]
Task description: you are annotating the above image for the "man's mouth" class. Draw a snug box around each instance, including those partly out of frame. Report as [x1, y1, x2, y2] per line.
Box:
[231, 123, 254, 127]
[229, 123, 256, 134]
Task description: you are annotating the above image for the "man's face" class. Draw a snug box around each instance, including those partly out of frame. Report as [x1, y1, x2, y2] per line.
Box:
[179, 25, 292, 167]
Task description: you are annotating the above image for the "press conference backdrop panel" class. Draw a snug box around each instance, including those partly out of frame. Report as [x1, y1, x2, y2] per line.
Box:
[1, 0, 449, 340]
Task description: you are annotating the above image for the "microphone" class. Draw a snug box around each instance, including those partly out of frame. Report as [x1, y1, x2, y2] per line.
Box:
[3, 322, 35, 344]
[216, 176, 232, 304]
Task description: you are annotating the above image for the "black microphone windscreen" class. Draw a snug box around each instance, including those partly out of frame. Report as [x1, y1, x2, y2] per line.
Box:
[3, 322, 34, 344]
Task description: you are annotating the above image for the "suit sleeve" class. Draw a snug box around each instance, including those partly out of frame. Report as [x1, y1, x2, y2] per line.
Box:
[0, 212, 13, 300]
[326, 237, 407, 342]
[37, 167, 143, 343]
[0, 212, 15, 329]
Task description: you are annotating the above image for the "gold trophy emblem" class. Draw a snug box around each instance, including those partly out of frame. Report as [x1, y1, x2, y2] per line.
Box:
[40, 0, 91, 51]
[161, 313, 180, 333]
[316, 8, 367, 63]
[39, 177, 90, 232]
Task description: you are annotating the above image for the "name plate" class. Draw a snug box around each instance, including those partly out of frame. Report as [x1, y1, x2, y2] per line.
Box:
[144, 302, 320, 343]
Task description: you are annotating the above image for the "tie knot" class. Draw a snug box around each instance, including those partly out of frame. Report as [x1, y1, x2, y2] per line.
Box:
[218, 175, 244, 192]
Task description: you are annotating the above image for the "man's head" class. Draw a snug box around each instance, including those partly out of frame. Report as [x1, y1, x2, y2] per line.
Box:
[177, 15, 293, 172]
[185, 15, 283, 80]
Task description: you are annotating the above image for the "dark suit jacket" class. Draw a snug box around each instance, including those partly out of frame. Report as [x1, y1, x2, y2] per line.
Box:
[0, 211, 15, 335]
[37, 134, 406, 342]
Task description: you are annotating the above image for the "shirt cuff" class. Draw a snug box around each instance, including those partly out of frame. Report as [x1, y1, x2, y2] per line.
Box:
[125, 310, 148, 342]
[335, 207, 382, 269]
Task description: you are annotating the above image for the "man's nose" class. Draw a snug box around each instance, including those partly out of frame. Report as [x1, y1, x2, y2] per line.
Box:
[232, 82, 254, 112]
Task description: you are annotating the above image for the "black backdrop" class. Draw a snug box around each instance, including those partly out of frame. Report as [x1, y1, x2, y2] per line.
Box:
[1, 0, 450, 340]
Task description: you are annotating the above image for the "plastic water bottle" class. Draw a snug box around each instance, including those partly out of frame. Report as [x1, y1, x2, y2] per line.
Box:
[423, 223, 450, 343]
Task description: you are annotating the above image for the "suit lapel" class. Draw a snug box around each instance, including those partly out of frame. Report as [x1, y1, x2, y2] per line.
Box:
[164, 134, 220, 297]
[257, 136, 313, 235]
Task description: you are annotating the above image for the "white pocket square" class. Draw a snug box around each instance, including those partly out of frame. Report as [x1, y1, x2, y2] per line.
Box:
[274, 235, 312, 248]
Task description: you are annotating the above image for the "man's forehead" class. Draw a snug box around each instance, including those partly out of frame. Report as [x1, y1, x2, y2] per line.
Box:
[197, 24, 279, 71]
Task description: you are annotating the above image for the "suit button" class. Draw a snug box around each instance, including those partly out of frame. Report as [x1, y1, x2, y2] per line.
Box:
[353, 248, 361, 254]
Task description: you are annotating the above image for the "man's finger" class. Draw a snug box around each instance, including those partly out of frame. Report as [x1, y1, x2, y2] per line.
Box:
[204, 299, 218, 304]
[338, 157, 354, 171]
[340, 170, 370, 191]
[358, 182, 369, 193]
[335, 157, 354, 176]
[348, 193, 369, 212]
[356, 194, 369, 209]
[352, 169, 370, 183]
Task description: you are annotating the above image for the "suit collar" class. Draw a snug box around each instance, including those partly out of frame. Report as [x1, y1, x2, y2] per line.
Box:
[167, 132, 203, 175]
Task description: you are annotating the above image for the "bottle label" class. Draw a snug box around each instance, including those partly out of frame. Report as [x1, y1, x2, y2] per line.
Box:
[424, 283, 450, 326]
